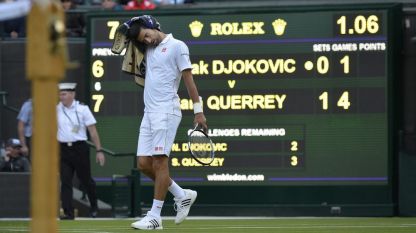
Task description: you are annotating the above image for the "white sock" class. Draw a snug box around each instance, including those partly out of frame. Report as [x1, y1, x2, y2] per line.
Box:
[149, 199, 164, 217]
[168, 180, 185, 199]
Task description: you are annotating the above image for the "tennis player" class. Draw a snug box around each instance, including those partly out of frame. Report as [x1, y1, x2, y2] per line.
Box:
[125, 15, 207, 230]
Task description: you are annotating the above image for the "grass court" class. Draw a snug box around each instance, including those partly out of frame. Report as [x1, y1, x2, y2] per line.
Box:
[1, 217, 416, 233]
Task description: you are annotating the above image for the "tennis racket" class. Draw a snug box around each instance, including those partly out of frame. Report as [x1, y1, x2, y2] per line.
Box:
[188, 125, 215, 165]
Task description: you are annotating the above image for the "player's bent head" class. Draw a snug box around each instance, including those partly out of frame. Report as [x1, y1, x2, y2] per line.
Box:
[127, 15, 161, 42]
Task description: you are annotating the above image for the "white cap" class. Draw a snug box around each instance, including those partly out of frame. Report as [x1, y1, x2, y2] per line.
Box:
[6, 138, 22, 147]
[58, 83, 77, 91]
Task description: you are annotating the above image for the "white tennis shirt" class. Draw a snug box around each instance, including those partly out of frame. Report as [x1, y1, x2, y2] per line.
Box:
[143, 34, 192, 117]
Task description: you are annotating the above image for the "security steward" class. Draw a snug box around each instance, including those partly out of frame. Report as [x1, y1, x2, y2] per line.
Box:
[57, 83, 105, 219]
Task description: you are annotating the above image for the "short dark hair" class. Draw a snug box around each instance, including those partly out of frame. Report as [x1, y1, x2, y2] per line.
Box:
[127, 20, 145, 42]
[127, 21, 149, 53]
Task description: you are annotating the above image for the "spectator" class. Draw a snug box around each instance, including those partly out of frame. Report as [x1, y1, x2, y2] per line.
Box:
[61, 0, 85, 37]
[153, 0, 187, 5]
[2, 16, 25, 38]
[124, 0, 156, 10]
[17, 98, 32, 159]
[0, 138, 31, 172]
[101, 0, 124, 11]
[0, 0, 26, 38]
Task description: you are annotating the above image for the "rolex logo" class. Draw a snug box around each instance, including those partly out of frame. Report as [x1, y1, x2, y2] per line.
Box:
[189, 21, 204, 38]
[272, 19, 287, 36]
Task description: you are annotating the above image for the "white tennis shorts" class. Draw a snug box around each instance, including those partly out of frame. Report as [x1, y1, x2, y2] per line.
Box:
[137, 112, 181, 156]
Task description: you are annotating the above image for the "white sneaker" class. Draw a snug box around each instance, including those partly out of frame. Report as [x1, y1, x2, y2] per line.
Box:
[131, 212, 163, 230]
[174, 189, 197, 224]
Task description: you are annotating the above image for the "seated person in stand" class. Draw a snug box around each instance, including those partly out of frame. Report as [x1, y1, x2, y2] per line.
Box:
[0, 138, 31, 172]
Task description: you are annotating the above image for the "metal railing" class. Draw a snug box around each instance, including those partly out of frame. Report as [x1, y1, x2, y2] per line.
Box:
[0, 91, 19, 113]
[85, 140, 135, 157]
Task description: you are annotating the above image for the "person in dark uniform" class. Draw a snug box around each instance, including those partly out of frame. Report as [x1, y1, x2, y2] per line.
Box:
[57, 83, 105, 219]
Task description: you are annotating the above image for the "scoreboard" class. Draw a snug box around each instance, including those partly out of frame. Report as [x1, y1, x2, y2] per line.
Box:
[87, 4, 399, 190]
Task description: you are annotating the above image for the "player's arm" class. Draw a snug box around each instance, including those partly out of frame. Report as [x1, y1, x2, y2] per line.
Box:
[182, 69, 207, 131]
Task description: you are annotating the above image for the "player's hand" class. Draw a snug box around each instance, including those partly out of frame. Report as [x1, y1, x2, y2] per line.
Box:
[96, 152, 105, 166]
[194, 112, 207, 132]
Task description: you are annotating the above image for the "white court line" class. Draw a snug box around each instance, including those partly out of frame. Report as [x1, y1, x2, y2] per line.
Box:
[66, 225, 416, 231]
[0, 216, 388, 221]
[3, 216, 416, 221]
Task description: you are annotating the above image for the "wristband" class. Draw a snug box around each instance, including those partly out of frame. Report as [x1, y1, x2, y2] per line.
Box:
[96, 149, 103, 153]
[193, 96, 203, 114]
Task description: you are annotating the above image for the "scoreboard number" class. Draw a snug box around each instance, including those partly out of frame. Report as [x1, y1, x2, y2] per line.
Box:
[92, 94, 104, 113]
[107, 21, 120, 39]
[316, 56, 329, 74]
[318, 91, 351, 110]
[337, 91, 351, 110]
[340, 55, 350, 74]
[291, 141, 298, 151]
[92, 60, 104, 78]
[319, 92, 329, 110]
[314, 56, 350, 75]
[336, 15, 380, 35]
[291, 156, 298, 166]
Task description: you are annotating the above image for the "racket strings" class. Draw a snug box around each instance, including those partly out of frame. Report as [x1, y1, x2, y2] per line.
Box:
[189, 131, 213, 159]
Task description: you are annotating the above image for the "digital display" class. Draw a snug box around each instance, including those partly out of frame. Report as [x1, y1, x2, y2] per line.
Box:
[87, 5, 398, 187]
